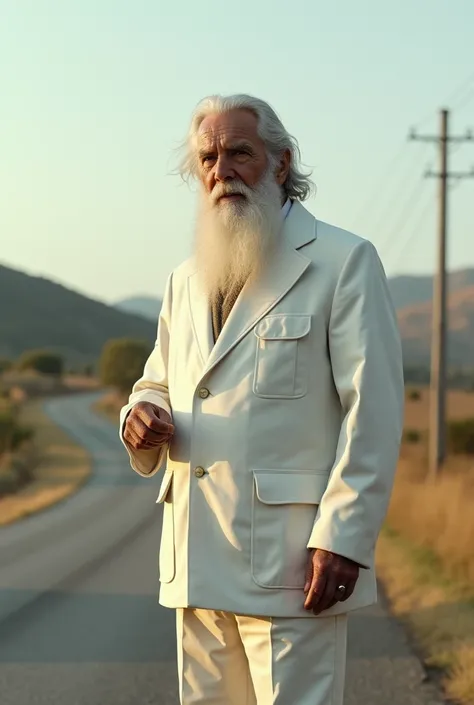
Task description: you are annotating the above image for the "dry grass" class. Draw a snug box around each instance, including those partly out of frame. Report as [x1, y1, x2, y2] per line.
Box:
[404, 386, 474, 431]
[376, 386, 474, 704]
[377, 531, 474, 704]
[0, 399, 91, 526]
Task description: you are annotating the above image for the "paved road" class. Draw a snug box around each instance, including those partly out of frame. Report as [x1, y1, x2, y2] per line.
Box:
[0, 394, 445, 704]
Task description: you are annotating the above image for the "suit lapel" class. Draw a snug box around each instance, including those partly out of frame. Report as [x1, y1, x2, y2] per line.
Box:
[203, 239, 311, 377]
[187, 271, 214, 367]
[187, 201, 317, 378]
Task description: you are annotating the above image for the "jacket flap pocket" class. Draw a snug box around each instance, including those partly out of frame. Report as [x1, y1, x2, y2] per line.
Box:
[253, 471, 328, 505]
[254, 314, 311, 341]
[156, 471, 173, 503]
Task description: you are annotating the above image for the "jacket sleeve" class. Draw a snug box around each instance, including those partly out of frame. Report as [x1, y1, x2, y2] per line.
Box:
[118, 272, 174, 477]
[307, 239, 404, 567]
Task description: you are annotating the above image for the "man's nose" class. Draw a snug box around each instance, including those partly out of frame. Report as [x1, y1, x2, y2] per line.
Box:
[214, 156, 235, 182]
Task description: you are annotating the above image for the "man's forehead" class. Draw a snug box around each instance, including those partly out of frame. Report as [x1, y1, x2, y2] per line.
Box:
[197, 110, 260, 147]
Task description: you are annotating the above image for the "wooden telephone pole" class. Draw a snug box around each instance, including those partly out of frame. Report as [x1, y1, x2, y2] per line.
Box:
[410, 110, 473, 479]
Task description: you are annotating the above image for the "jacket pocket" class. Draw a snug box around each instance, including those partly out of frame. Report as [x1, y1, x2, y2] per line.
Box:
[253, 314, 311, 399]
[251, 470, 328, 589]
[156, 471, 175, 583]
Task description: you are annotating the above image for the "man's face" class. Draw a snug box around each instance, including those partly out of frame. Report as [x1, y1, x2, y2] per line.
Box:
[197, 109, 272, 204]
[193, 108, 289, 299]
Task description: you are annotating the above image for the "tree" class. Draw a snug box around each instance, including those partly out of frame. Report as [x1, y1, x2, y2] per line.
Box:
[17, 350, 64, 376]
[100, 339, 150, 395]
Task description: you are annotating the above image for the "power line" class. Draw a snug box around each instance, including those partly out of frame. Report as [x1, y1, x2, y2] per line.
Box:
[373, 175, 427, 260]
[386, 190, 434, 271]
[352, 142, 408, 230]
[354, 142, 429, 237]
[413, 70, 474, 129]
[453, 85, 474, 114]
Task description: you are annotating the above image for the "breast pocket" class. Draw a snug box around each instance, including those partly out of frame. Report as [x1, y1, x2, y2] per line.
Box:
[253, 314, 311, 399]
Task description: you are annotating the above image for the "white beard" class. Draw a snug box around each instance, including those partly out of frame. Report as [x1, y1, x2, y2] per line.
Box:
[194, 167, 284, 302]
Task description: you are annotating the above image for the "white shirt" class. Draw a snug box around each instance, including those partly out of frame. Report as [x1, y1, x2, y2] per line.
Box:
[281, 198, 292, 220]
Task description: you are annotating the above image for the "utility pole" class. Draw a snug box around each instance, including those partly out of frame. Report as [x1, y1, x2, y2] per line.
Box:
[409, 110, 473, 479]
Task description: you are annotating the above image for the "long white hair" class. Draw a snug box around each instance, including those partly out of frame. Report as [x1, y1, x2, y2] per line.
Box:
[177, 94, 315, 201]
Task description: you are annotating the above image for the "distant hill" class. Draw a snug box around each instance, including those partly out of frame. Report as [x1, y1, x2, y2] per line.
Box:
[2, 262, 473, 370]
[387, 268, 474, 311]
[117, 269, 474, 369]
[115, 296, 162, 321]
[397, 282, 474, 369]
[0, 264, 156, 366]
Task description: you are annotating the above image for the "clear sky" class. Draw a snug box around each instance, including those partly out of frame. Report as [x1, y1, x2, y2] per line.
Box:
[1, 0, 473, 304]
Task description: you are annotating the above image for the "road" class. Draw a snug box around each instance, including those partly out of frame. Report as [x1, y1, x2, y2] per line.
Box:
[0, 394, 445, 705]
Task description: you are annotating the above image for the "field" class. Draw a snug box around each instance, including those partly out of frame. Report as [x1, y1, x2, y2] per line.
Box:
[376, 386, 474, 704]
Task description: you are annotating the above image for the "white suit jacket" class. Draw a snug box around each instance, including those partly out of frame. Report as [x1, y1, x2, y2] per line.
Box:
[120, 201, 404, 619]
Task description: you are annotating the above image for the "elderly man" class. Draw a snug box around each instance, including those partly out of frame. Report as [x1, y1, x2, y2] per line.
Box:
[120, 94, 404, 705]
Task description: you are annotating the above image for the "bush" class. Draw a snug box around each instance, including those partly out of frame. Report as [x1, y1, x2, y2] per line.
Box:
[403, 429, 422, 444]
[0, 408, 34, 455]
[99, 339, 151, 395]
[17, 350, 64, 376]
[407, 389, 421, 401]
[447, 419, 474, 455]
[0, 454, 33, 496]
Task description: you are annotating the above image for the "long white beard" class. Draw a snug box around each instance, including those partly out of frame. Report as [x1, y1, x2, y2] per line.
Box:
[194, 167, 284, 301]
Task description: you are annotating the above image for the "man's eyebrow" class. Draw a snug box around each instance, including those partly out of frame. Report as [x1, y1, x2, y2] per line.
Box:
[227, 141, 254, 152]
[198, 141, 255, 159]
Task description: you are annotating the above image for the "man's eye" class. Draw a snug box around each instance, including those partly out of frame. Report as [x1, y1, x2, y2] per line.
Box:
[202, 156, 215, 164]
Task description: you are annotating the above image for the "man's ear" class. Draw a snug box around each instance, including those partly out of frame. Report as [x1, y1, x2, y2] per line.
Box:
[275, 149, 291, 186]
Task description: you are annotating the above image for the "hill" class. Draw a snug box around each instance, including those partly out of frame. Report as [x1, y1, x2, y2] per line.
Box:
[2, 262, 473, 370]
[116, 269, 474, 369]
[397, 283, 474, 369]
[0, 264, 156, 366]
[115, 296, 162, 321]
[388, 268, 474, 311]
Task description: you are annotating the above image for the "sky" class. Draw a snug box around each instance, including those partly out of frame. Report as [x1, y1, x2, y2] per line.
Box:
[1, 0, 473, 304]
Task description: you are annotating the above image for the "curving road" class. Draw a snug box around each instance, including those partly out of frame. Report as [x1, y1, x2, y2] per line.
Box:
[0, 394, 444, 704]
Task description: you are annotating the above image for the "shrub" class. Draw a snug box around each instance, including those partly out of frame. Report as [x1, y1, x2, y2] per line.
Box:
[0, 408, 34, 455]
[447, 419, 474, 455]
[407, 388, 421, 401]
[404, 429, 421, 444]
[17, 350, 64, 376]
[99, 339, 150, 395]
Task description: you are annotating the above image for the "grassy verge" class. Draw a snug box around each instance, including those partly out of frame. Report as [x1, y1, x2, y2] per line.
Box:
[0, 399, 91, 526]
[376, 450, 474, 704]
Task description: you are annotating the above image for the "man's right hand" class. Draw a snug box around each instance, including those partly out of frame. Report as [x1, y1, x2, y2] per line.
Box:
[123, 402, 174, 451]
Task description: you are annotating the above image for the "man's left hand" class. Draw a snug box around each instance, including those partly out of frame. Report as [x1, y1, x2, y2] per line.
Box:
[303, 549, 360, 615]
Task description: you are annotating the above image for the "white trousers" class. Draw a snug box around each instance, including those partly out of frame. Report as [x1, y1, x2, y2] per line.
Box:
[176, 609, 348, 705]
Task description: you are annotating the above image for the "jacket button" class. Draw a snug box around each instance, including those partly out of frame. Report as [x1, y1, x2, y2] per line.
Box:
[194, 466, 205, 478]
[198, 388, 210, 399]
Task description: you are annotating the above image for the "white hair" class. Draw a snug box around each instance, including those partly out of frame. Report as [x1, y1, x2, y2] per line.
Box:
[177, 94, 315, 201]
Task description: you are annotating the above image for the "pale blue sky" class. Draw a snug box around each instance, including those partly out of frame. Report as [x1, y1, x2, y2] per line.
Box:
[1, 0, 473, 303]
